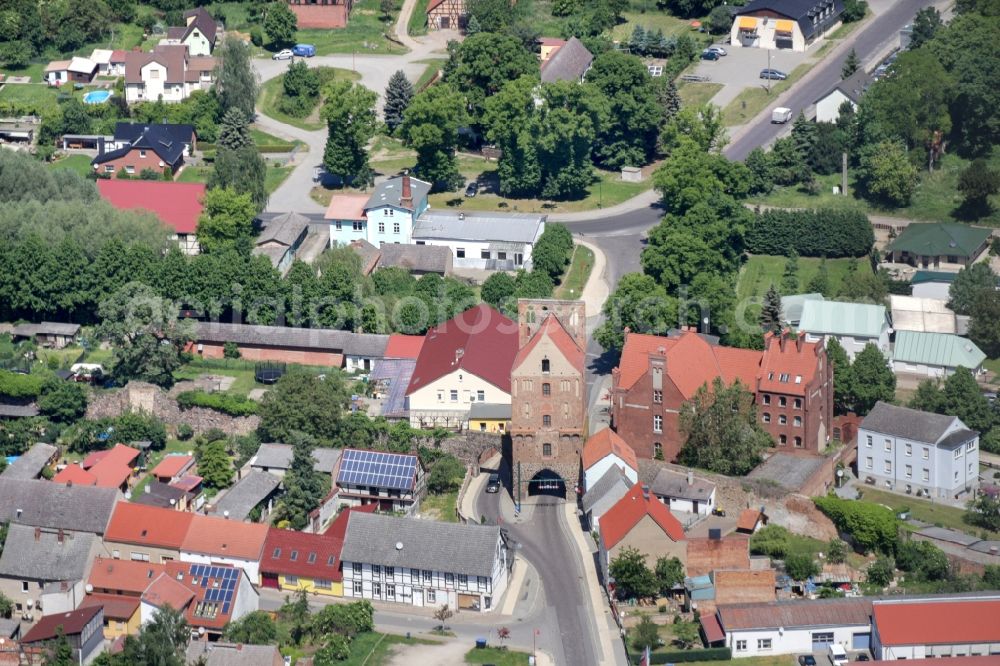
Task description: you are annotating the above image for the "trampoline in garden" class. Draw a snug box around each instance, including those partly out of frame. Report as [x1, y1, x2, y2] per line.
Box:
[255, 362, 286, 384]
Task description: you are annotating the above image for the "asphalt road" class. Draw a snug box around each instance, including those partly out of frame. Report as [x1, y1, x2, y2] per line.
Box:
[476, 460, 602, 666]
[724, 0, 937, 161]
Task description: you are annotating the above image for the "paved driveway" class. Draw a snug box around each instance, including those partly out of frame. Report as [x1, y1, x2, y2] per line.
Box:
[692, 44, 811, 109]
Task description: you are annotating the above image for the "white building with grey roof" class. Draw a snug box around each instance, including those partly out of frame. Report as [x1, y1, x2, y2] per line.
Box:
[412, 210, 546, 271]
[210, 471, 282, 522]
[1, 443, 57, 481]
[0, 478, 119, 535]
[340, 512, 509, 613]
[0, 524, 98, 618]
[250, 443, 342, 477]
[651, 468, 717, 516]
[858, 401, 979, 500]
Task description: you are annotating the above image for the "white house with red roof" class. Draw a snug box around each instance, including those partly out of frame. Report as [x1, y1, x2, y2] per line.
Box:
[598, 481, 686, 586]
[405, 304, 519, 429]
[96, 180, 206, 254]
[872, 596, 1000, 660]
[581, 428, 639, 492]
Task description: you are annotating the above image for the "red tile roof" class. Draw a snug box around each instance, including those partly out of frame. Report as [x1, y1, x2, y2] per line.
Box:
[581, 429, 638, 472]
[151, 454, 194, 479]
[97, 180, 206, 235]
[737, 508, 765, 532]
[92, 461, 132, 489]
[22, 606, 102, 643]
[873, 599, 1000, 646]
[169, 474, 202, 492]
[700, 612, 725, 644]
[180, 514, 268, 560]
[82, 450, 110, 469]
[324, 194, 368, 221]
[142, 573, 195, 613]
[161, 561, 243, 630]
[261, 528, 345, 581]
[385, 334, 425, 360]
[512, 314, 585, 375]
[101, 443, 141, 467]
[105, 502, 195, 549]
[323, 504, 378, 539]
[52, 464, 97, 486]
[88, 557, 165, 595]
[599, 482, 685, 550]
[407, 304, 519, 395]
[757, 332, 822, 397]
[885, 659, 1000, 666]
[616, 331, 761, 398]
[80, 593, 140, 621]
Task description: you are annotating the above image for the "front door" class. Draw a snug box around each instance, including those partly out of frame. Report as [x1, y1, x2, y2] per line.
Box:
[440, 16, 449, 28]
[413, 589, 424, 607]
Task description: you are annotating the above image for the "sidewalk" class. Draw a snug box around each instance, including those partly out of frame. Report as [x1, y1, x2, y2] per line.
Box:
[575, 239, 610, 319]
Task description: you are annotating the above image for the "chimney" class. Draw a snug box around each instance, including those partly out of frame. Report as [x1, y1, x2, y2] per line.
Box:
[641, 484, 650, 500]
[795, 331, 803, 352]
[34, 527, 41, 542]
[779, 333, 786, 352]
[686, 470, 693, 486]
[236, 645, 243, 652]
[400, 175, 413, 209]
[57, 529, 64, 544]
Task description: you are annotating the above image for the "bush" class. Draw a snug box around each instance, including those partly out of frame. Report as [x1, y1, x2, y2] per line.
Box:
[0, 370, 45, 400]
[177, 390, 258, 416]
[814, 495, 899, 555]
[222, 342, 241, 359]
[634, 647, 732, 664]
[426, 453, 465, 494]
[745, 209, 874, 258]
[177, 423, 194, 441]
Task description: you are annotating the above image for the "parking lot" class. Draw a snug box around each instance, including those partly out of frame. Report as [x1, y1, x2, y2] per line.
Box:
[691, 43, 813, 110]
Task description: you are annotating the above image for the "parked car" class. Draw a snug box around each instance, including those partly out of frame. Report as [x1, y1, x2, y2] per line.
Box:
[272, 49, 293, 60]
[465, 181, 479, 197]
[760, 68, 788, 80]
[799, 656, 817, 666]
[486, 473, 501, 493]
[292, 44, 316, 57]
[856, 655, 870, 662]
[771, 107, 793, 124]
[829, 644, 849, 666]
[706, 45, 727, 56]
[701, 49, 720, 61]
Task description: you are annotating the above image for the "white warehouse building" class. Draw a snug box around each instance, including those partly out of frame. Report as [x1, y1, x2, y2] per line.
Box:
[412, 211, 545, 272]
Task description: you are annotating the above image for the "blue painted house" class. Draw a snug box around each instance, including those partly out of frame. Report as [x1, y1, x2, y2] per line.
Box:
[325, 175, 431, 247]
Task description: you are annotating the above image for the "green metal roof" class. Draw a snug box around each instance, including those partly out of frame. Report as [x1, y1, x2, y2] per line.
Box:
[886, 223, 992, 259]
[798, 300, 889, 338]
[780, 293, 825, 323]
[892, 331, 986, 370]
[910, 270, 959, 285]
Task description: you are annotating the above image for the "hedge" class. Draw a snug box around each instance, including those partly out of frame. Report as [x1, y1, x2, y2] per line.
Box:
[633, 647, 732, 664]
[814, 495, 898, 555]
[0, 370, 45, 400]
[745, 209, 874, 258]
[176, 390, 258, 416]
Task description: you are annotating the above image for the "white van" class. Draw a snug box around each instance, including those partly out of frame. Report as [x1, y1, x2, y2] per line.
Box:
[828, 644, 849, 666]
[772, 107, 793, 124]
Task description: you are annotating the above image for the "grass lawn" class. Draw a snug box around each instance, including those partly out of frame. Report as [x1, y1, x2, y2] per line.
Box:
[258, 67, 363, 132]
[0, 83, 61, 114]
[409, 0, 431, 36]
[414, 59, 445, 91]
[678, 81, 723, 109]
[686, 657, 795, 666]
[420, 490, 459, 523]
[856, 487, 1000, 540]
[610, 10, 699, 42]
[466, 647, 531, 665]
[250, 127, 300, 151]
[177, 164, 294, 194]
[296, 0, 408, 56]
[339, 632, 439, 665]
[0, 62, 46, 83]
[173, 362, 263, 395]
[748, 151, 1000, 226]
[721, 63, 812, 127]
[736, 255, 857, 302]
[984, 358, 1000, 375]
[555, 244, 594, 300]
[48, 154, 95, 177]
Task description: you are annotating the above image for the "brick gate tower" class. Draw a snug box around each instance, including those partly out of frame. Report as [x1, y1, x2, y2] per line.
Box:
[509, 299, 587, 499]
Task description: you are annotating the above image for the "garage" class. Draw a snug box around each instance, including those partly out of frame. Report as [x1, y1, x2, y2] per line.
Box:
[852, 633, 871, 650]
[812, 632, 834, 648]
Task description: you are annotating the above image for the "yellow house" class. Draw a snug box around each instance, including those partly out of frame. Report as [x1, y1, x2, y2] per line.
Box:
[469, 403, 511, 434]
[82, 595, 142, 639]
[260, 528, 345, 598]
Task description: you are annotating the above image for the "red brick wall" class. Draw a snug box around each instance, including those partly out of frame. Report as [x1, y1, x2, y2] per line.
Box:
[610, 371, 685, 461]
[288, 4, 348, 28]
[195, 342, 343, 367]
[95, 148, 175, 177]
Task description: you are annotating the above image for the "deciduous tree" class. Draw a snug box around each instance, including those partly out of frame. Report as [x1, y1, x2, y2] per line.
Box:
[322, 80, 378, 186]
[679, 378, 772, 476]
[263, 2, 297, 46]
[848, 343, 896, 415]
[585, 51, 661, 168]
[609, 546, 657, 600]
[197, 439, 233, 490]
[259, 369, 349, 444]
[196, 188, 257, 255]
[214, 35, 260, 122]
[400, 84, 467, 190]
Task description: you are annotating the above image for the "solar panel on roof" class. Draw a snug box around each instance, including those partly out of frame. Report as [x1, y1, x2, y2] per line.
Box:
[337, 449, 417, 491]
[201, 577, 208, 588]
[222, 602, 230, 615]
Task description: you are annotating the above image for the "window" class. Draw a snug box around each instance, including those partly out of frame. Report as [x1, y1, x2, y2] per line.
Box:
[905, 465, 912, 478]
[778, 414, 787, 425]
[131, 552, 150, 562]
[905, 443, 912, 456]
[779, 374, 789, 383]
[653, 415, 662, 433]
[445, 573, 454, 586]
[758, 639, 772, 650]
[372, 565, 381, 577]
[272, 547, 282, 558]
[335, 221, 342, 231]
[478, 576, 488, 589]
[968, 441, 977, 451]
[653, 390, 662, 404]
[762, 394, 771, 405]
[793, 398, 802, 409]
[793, 416, 802, 427]
[386, 585, 395, 599]
[437, 391, 443, 402]
[21, 582, 28, 593]
[923, 447, 930, 460]
[328, 555, 336, 566]
[498, 251, 507, 260]
[885, 439, 892, 452]
[315, 579, 331, 589]
[955, 470, 959, 482]
[736, 640, 748, 652]
[481, 249, 490, 259]
[458, 574, 468, 586]
[290, 550, 298, 561]
[353, 221, 364, 231]
[386, 567, 395, 578]
[763, 412, 771, 423]
[477, 390, 485, 401]
[378, 222, 385, 233]
[795, 375, 802, 384]
[542, 415, 551, 427]
[779, 434, 787, 445]
[543, 443, 552, 457]
[411, 569, 419, 583]
[866, 435, 873, 448]
[779, 397, 787, 407]
[104, 165, 114, 173]
[393, 223, 400, 234]
[479, 422, 486, 432]
[285, 575, 299, 585]
[150, 69, 160, 79]
[457, 248, 466, 258]
[543, 383, 551, 396]
[139, 150, 147, 158]
[194, 602, 220, 619]
[654, 442, 662, 458]
[450, 390, 458, 402]
[427, 589, 436, 603]
[865, 457, 873, 470]
[125, 165, 135, 174]
[541, 359, 550, 373]
[388, 209, 394, 216]
[423, 570, 432, 583]
[922, 468, 929, 482]
[885, 461, 892, 474]
[812, 632, 834, 645]
[373, 582, 381, 596]
[954, 447, 963, 459]
[794, 436, 802, 448]
[112, 549, 120, 559]
[485, 596, 492, 609]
